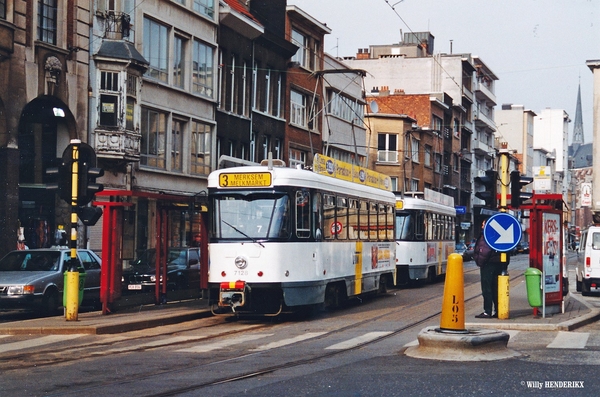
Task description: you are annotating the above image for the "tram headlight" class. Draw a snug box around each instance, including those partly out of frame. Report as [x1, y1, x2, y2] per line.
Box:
[234, 256, 248, 269]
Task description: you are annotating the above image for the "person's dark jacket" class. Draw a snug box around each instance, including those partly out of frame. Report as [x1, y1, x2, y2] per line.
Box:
[473, 234, 510, 267]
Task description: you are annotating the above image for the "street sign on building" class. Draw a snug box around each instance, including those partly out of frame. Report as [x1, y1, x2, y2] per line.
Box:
[483, 213, 522, 252]
[533, 166, 551, 191]
[581, 183, 592, 207]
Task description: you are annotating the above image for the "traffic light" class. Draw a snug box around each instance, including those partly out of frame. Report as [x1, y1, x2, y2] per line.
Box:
[78, 162, 104, 206]
[510, 170, 533, 209]
[474, 169, 498, 208]
[46, 161, 72, 203]
[77, 206, 103, 226]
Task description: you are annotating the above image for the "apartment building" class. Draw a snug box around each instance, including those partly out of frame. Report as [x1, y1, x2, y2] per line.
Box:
[0, 0, 91, 257]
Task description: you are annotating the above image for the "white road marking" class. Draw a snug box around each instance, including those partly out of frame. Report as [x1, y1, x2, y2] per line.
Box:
[250, 332, 327, 352]
[325, 332, 392, 350]
[0, 334, 84, 354]
[176, 333, 274, 353]
[547, 331, 589, 349]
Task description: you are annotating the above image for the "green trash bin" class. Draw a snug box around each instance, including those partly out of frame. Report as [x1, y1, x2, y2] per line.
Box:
[63, 270, 87, 306]
[524, 267, 542, 307]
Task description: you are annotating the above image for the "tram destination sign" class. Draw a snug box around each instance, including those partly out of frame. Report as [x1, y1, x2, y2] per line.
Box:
[219, 172, 272, 188]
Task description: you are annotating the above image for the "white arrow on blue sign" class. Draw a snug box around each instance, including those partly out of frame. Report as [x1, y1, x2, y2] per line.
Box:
[483, 213, 522, 252]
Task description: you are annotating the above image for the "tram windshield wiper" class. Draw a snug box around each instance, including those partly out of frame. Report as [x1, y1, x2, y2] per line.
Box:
[222, 220, 265, 247]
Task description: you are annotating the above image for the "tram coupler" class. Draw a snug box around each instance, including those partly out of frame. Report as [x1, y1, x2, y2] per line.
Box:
[219, 281, 248, 312]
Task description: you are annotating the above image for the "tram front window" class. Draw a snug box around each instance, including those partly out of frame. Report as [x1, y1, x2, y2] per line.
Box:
[215, 194, 290, 240]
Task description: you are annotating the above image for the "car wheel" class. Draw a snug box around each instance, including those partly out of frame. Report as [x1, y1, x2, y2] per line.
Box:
[576, 277, 582, 292]
[581, 280, 590, 296]
[42, 290, 60, 315]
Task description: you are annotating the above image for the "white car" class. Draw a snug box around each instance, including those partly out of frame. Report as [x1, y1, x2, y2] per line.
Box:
[0, 248, 102, 313]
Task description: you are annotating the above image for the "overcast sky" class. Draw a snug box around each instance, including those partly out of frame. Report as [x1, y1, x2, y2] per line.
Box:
[291, 0, 599, 144]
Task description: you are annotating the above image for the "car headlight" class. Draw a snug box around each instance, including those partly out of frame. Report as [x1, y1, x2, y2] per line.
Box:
[7, 285, 34, 295]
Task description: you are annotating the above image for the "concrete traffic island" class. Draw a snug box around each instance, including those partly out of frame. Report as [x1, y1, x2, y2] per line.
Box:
[404, 326, 521, 361]
[404, 254, 520, 361]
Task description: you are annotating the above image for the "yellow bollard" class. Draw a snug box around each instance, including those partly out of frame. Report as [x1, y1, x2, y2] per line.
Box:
[65, 271, 79, 321]
[497, 274, 510, 319]
[439, 253, 466, 333]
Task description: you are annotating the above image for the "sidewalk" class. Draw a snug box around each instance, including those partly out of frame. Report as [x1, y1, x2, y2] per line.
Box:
[466, 272, 600, 331]
[0, 270, 598, 335]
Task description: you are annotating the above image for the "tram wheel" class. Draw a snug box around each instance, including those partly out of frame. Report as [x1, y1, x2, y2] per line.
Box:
[324, 283, 345, 310]
[427, 267, 436, 284]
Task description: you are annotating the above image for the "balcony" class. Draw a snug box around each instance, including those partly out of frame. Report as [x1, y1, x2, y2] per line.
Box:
[475, 80, 496, 106]
[473, 109, 495, 132]
[104, 12, 132, 41]
[95, 128, 141, 162]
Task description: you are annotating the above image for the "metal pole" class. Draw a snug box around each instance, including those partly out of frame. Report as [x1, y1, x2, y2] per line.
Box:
[65, 139, 81, 321]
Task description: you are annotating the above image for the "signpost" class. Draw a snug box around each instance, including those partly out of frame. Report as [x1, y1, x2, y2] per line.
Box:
[483, 212, 522, 253]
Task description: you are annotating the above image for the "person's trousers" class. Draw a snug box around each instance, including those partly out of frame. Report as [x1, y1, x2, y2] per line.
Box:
[480, 262, 504, 315]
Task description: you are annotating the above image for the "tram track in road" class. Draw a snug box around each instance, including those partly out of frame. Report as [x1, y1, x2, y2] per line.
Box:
[34, 266, 524, 397]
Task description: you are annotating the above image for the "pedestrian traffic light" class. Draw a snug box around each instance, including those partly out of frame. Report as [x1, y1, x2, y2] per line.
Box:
[510, 170, 533, 209]
[78, 162, 104, 205]
[46, 161, 72, 203]
[474, 169, 498, 208]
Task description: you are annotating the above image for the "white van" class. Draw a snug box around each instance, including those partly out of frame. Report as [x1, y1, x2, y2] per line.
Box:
[575, 226, 600, 295]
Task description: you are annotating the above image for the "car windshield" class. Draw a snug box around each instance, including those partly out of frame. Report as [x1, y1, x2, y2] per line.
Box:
[0, 251, 61, 272]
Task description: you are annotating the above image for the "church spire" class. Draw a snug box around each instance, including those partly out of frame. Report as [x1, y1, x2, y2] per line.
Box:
[573, 81, 585, 145]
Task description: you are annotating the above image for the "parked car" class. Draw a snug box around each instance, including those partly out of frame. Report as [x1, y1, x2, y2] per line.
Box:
[517, 241, 529, 254]
[122, 247, 201, 293]
[0, 248, 102, 313]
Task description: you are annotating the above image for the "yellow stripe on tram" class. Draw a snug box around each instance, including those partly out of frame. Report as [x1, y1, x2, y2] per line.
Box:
[355, 241, 363, 295]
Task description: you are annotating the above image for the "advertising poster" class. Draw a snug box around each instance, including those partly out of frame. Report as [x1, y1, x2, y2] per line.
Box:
[542, 213, 561, 294]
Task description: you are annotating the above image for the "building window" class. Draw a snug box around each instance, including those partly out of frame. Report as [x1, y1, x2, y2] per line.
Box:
[191, 120, 211, 175]
[411, 179, 419, 192]
[173, 36, 185, 88]
[192, 39, 214, 97]
[291, 29, 307, 67]
[262, 68, 271, 114]
[389, 177, 398, 192]
[171, 119, 184, 172]
[229, 54, 236, 112]
[275, 75, 282, 118]
[328, 91, 364, 123]
[1, 0, 6, 19]
[411, 137, 419, 163]
[193, 0, 213, 18]
[262, 135, 270, 161]
[143, 18, 168, 82]
[289, 148, 306, 169]
[434, 153, 442, 173]
[141, 107, 167, 169]
[126, 74, 137, 130]
[290, 89, 306, 128]
[38, 0, 58, 45]
[377, 133, 398, 163]
[99, 71, 119, 127]
[424, 145, 432, 167]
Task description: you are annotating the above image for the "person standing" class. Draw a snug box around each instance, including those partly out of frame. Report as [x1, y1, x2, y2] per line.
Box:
[473, 220, 509, 318]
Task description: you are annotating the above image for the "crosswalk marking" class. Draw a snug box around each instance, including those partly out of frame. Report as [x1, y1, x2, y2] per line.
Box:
[0, 334, 84, 354]
[250, 332, 327, 352]
[176, 333, 273, 353]
[547, 331, 589, 349]
[325, 332, 392, 350]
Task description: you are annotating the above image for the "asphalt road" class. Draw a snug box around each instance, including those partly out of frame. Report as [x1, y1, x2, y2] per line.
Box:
[1, 253, 599, 397]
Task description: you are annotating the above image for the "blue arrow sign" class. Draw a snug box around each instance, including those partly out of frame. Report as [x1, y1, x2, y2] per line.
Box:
[483, 213, 522, 252]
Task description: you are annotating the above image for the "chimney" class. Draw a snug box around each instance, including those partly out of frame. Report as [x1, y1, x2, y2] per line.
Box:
[394, 89, 405, 95]
[379, 86, 390, 97]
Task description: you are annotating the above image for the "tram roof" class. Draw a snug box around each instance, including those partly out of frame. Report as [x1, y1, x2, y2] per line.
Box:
[208, 166, 396, 203]
[395, 195, 457, 216]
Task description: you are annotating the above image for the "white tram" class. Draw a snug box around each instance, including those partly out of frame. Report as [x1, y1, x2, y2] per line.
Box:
[394, 190, 457, 285]
[207, 155, 396, 315]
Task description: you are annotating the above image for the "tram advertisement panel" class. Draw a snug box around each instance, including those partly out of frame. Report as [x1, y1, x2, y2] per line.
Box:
[542, 212, 561, 294]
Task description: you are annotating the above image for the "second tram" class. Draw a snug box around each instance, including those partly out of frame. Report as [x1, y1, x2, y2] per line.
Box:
[394, 191, 456, 285]
[207, 156, 396, 315]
